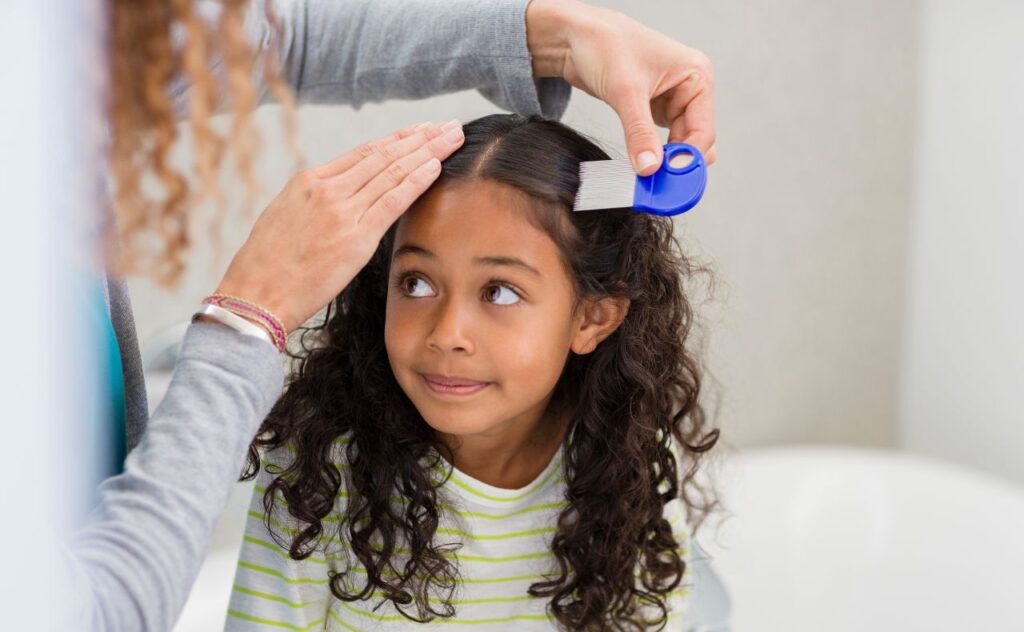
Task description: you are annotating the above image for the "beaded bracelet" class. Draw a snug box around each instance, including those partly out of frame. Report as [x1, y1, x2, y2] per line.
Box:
[202, 294, 287, 352]
[192, 304, 276, 349]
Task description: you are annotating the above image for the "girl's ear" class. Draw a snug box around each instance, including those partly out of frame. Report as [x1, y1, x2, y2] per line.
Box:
[570, 296, 631, 355]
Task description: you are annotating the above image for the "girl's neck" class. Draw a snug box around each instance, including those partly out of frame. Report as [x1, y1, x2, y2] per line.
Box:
[436, 408, 570, 490]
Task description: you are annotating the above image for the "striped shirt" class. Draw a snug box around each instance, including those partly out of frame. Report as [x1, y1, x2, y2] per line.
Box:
[226, 436, 692, 630]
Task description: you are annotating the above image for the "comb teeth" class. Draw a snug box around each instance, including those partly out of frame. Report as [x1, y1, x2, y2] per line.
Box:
[573, 159, 637, 212]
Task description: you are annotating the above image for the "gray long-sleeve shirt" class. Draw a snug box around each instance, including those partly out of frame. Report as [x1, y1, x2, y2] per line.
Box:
[71, 2, 570, 630]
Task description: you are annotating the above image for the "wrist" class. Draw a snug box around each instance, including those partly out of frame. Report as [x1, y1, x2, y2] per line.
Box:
[193, 305, 280, 352]
[199, 295, 288, 352]
[525, 0, 576, 78]
[214, 282, 295, 332]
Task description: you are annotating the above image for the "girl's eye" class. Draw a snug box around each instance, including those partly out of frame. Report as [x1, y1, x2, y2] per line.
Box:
[400, 275, 436, 298]
[484, 283, 521, 306]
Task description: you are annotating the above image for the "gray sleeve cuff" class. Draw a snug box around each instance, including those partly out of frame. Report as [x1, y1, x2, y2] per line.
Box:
[248, 0, 573, 119]
[480, 0, 573, 119]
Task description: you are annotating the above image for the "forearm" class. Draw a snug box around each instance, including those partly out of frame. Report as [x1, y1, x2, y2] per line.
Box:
[271, 0, 571, 116]
[67, 322, 283, 631]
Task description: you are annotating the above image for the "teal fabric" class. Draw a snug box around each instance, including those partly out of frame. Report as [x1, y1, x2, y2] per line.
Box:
[96, 284, 127, 478]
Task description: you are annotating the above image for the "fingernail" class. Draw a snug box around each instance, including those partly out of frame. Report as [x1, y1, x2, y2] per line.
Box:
[636, 151, 659, 171]
[414, 121, 433, 131]
[444, 125, 465, 145]
[440, 119, 462, 132]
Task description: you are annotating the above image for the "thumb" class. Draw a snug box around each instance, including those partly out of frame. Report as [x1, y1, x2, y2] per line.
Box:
[616, 93, 663, 176]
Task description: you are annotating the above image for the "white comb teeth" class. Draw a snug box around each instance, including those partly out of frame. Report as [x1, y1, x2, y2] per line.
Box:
[573, 158, 637, 212]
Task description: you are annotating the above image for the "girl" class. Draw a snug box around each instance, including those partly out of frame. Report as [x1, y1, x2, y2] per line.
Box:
[226, 114, 719, 631]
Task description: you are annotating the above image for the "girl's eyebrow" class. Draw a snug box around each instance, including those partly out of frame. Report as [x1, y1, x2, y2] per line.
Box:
[392, 244, 433, 261]
[393, 243, 542, 278]
[476, 255, 542, 278]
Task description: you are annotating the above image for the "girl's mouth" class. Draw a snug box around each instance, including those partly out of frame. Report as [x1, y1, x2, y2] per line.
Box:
[420, 374, 491, 396]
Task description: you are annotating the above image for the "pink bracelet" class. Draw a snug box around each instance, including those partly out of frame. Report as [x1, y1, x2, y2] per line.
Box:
[202, 294, 287, 352]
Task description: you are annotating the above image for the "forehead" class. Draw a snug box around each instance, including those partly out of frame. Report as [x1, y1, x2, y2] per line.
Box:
[392, 180, 562, 270]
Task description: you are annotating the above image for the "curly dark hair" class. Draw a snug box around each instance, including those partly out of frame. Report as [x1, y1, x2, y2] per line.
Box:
[243, 113, 720, 630]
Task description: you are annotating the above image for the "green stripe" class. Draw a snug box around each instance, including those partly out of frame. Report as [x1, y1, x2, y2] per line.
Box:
[255, 510, 556, 542]
[236, 560, 691, 600]
[439, 613, 554, 625]
[343, 566, 551, 585]
[350, 590, 542, 606]
[251, 511, 311, 536]
[244, 517, 684, 567]
[435, 526, 557, 541]
[456, 550, 553, 563]
[336, 600, 556, 625]
[442, 501, 569, 520]
[226, 609, 324, 631]
[238, 560, 330, 585]
[232, 584, 325, 609]
[243, 536, 335, 565]
[243, 533, 555, 565]
[239, 552, 552, 586]
[255, 489, 570, 522]
[445, 594, 539, 605]
[326, 608, 362, 631]
[456, 572, 548, 584]
[334, 601, 407, 623]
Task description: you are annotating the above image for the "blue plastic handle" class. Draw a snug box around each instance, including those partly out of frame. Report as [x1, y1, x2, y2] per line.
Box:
[632, 143, 707, 216]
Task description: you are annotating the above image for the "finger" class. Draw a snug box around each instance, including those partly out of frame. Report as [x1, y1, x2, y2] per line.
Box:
[358, 158, 443, 234]
[336, 119, 460, 197]
[312, 121, 432, 179]
[613, 87, 664, 176]
[668, 115, 716, 166]
[348, 124, 465, 210]
[666, 73, 716, 157]
[704, 145, 717, 166]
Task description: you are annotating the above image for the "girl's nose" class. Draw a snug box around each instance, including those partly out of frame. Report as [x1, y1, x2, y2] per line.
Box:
[425, 296, 475, 355]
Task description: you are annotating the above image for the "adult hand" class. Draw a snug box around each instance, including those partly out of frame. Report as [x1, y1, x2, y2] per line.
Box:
[526, 0, 716, 175]
[212, 120, 465, 332]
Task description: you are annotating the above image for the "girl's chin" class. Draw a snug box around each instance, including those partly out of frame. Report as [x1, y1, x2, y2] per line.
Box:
[419, 412, 503, 438]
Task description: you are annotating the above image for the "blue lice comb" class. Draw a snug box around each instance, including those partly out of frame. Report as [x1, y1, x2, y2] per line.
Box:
[573, 143, 707, 216]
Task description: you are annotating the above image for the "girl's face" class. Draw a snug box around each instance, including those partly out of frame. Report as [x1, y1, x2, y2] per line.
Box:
[384, 180, 589, 440]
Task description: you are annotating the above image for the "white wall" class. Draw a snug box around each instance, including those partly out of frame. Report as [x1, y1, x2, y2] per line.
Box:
[130, 0, 918, 450]
[899, 0, 1024, 484]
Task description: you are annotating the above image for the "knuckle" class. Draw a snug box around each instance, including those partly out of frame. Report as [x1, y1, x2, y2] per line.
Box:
[411, 165, 438, 187]
[355, 141, 377, 159]
[375, 143, 401, 163]
[693, 56, 714, 85]
[384, 160, 408, 184]
[377, 189, 404, 216]
[623, 118, 656, 142]
[307, 181, 334, 206]
[419, 125, 442, 141]
[292, 169, 318, 191]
